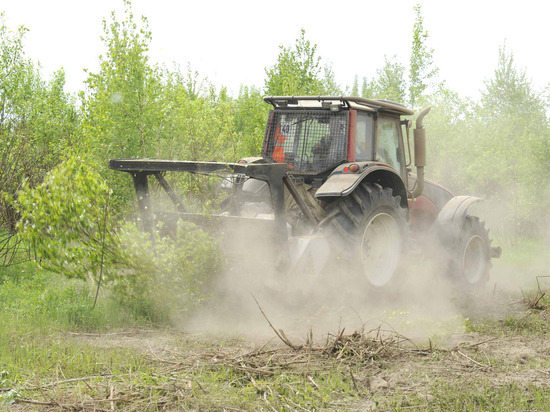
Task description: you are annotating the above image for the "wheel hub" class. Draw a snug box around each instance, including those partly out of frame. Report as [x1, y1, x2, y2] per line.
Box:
[360, 212, 401, 287]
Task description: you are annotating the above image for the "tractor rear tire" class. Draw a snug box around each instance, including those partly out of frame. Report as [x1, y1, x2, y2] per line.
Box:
[445, 215, 491, 289]
[321, 182, 407, 288]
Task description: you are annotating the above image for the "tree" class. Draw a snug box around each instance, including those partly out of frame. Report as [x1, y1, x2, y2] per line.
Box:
[231, 85, 270, 157]
[427, 46, 550, 242]
[264, 29, 340, 95]
[361, 77, 375, 98]
[350, 75, 359, 96]
[78, 1, 169, 214]
[481, 45, 545, 118]
[372, 56, 407, 103]
[322, 65, 342, 95]
[0, 14, 77, 236]
[409, 4, 439, 108]
[478, 46, 550, 240]
[80, 1, 163, 161]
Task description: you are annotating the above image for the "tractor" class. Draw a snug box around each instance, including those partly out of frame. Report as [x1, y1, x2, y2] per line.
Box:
[110, 96, 501, 290]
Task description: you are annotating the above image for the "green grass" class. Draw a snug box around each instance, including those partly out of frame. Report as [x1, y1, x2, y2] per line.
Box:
[464, 311, 550, 337]
[175, 366, 357, 410]
[0, 265, 159, 408]
[2, 259, 550, 410]
[0, 263, 160, 332]
[383, 381, 550, 411]
[0, 263, 361, 410]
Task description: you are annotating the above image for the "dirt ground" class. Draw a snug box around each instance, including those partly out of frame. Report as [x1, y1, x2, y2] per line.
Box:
[72, 327, 550, 391]
[65, 293, 550, 410]
[9, 256, 550, 410]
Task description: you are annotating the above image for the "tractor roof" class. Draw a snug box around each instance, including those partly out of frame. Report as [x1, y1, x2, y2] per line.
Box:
[264, 96, 414, 116]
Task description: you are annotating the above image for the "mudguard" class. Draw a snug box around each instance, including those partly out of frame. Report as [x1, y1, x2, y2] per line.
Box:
[315, 162, 408, 208]
[435, 195, 482, 229]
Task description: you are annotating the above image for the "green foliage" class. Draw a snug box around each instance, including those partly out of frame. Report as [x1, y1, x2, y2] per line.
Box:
[409, 3, 439, 108]
[372, 56, 407, 103]
[0, 15, 77, 231]
[361, 76, 375, 98]
[350, 75, 359, 96]
[230, 85, 270, 156]
[161, 69, 236, 162]
[111, 221, 223, 322]
[80, 1, 162, 160]
[425, 45, 550, 240]
[352, 4, 438, 106]
[79, 4, 268, 213]
[14, 156, 223, 322]
[264, 29, 340, 96]
[322, 64, 342, 95]
[15, 157, 111, 282]
[482, 45, 546, 118]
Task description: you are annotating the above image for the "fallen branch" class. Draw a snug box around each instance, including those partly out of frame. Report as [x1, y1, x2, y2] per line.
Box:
[251, 294, 300, 350]
[458, 336, 498, 350]
[15, 399, 58, 407]
[349, 366, 359, 392]
[2, 375, 115, 392]
[529, 292, 546, 309]
[456, 350, 490, 368]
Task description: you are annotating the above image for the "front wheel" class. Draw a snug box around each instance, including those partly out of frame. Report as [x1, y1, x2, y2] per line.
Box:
[321, 183, 407, 288]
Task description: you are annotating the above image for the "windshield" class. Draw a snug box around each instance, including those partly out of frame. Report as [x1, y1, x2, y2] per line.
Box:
[263, 109, 349, 174]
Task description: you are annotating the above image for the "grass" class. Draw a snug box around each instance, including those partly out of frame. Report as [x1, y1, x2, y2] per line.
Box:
[0, 265, 153, 390]
[464, 310, 550, 337]
[1, 264, 135, 333]
[383, 381, 550, 411]
[0, 264, 361, 410]
[2, 240, 550, 410]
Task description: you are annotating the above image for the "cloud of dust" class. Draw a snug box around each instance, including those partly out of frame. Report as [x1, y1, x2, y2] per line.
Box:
[474, 198, 550, 291]
[148, 175, 550, 347]
[181, 217, 476, 347]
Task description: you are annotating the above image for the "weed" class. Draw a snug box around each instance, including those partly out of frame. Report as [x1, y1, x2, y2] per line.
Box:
[385, 380, 550, 411]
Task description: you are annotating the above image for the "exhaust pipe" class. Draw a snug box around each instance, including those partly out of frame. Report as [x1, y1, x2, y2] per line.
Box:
[411, 106, 431, 198]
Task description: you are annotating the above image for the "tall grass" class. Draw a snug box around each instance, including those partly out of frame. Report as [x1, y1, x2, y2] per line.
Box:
[0, 262, 155, 335]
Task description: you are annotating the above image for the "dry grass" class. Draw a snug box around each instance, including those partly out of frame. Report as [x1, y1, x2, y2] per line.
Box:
[6, 316, 547, 411]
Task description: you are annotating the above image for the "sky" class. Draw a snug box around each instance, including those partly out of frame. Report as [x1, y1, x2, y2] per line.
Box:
[2, 0, 549, 100]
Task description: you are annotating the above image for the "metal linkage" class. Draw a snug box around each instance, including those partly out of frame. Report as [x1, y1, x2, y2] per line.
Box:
[110, 159, 291, 265]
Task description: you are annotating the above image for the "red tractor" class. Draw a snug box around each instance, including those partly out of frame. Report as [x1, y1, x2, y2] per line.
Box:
[110, 96, 501, 290]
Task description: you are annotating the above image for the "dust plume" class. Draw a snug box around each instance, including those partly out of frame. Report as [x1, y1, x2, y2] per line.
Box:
[146, 175, 550, 346]
[182, 218, 472, 346]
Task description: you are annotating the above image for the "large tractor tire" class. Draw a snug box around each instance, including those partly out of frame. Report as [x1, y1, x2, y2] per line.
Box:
[444, 215, 491, 289]
[320, 182, 407, 288]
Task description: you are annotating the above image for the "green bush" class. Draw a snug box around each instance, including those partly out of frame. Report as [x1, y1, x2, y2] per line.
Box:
[14, 156, 112, 282]
[113, 221, 223, 322]
[13, 156, 223, 323]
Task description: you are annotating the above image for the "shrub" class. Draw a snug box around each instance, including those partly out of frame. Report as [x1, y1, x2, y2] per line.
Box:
[14, 156, 223, 322]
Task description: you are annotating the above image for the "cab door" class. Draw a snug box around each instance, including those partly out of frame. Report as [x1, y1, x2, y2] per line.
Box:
[375, 115, 406, 179]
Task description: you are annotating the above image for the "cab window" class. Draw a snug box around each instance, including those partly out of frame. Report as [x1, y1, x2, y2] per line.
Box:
[376, 117, 402, 171]
[355, 112, 374, 161]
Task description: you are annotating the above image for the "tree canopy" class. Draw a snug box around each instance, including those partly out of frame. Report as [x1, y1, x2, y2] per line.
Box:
[0, 2, 549, 247]
[264, 29, 340, 96]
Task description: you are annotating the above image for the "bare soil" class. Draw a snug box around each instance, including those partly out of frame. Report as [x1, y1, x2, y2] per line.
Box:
[64, 309, 550, 410]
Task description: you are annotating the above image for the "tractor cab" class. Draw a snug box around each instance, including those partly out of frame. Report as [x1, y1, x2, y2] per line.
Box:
[262, 96, 414, 187]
